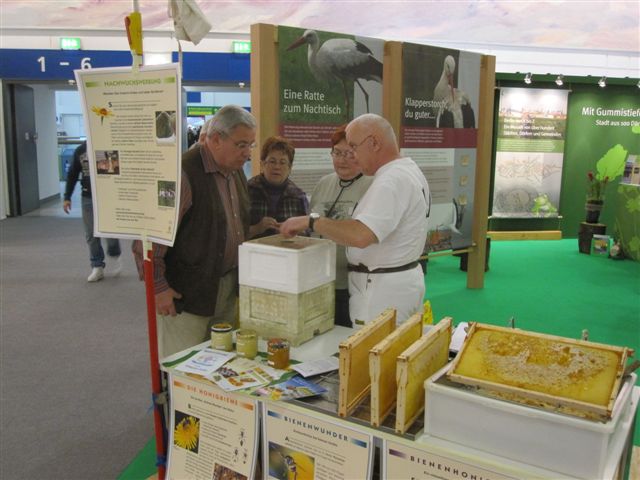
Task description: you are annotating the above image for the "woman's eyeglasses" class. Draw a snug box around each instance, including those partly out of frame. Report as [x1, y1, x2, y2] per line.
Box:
[263, 158, 290, 167]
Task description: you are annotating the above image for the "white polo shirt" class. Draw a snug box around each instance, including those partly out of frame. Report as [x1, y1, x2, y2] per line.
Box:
[346, 157, 430, 269]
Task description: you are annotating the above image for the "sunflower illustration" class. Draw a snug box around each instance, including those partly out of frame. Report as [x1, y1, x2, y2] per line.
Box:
[91, 106, 114, 125]
[174, 415, 200, 452]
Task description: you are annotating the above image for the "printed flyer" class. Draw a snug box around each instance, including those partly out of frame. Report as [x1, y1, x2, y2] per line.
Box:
[383, 438, 517, 480]
[167, 373, 259, 480]
[492, 87, 569, 218]
[401, 43, 481, 251]
[263, 403, 373, 480]
[75, 64, 181, 246]
[278, 26, 384, 193]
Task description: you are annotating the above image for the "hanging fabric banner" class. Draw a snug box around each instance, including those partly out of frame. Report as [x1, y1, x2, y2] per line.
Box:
[492, 87, 569, 218]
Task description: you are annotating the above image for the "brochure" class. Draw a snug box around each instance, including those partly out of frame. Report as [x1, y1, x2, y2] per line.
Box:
[209, 357, 287, 392]
[254, 375, 327, 401]
[291, 356, 339, 377]
[174, 348, 236, 376]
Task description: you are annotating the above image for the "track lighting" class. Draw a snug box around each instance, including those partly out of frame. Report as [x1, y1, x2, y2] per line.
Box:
[598, 76, 606, 88]
[555, 75, 564, 86]
[524, 72, 532, 85]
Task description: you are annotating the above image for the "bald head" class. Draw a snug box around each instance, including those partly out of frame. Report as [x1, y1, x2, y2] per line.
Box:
[345, 114, 400, 175]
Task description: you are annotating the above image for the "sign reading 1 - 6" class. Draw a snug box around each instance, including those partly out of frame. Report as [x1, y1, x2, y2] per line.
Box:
[0, 49, 133, 80]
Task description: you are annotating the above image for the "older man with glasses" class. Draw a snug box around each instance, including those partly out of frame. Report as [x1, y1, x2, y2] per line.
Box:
[281, 113, 430, 327]
[133, 105, 256, 358]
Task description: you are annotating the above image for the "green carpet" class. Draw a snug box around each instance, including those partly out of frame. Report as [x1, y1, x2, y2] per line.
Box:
[119, 240, 640, 479]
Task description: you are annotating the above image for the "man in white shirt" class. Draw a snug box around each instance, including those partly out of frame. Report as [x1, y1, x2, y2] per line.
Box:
[281, 114, 430, 326]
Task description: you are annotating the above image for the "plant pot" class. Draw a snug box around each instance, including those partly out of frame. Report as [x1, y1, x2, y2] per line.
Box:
[585, 200, 604, 224]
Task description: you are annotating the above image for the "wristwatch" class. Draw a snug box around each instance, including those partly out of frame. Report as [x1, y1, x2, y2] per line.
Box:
[308, 212, 321, 232]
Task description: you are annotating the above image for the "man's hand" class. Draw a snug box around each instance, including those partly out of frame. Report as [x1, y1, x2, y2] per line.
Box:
[156, 288, 182, 317]
[257, 216, 280, 234]
[63, 200, 72, 214]
[280, 215, 309, 238]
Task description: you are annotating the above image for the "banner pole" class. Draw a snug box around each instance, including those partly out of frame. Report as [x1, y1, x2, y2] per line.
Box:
[143, 237, 166, 479]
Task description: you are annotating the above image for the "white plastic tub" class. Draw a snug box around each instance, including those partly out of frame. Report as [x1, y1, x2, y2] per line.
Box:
[239, 235, 336, 294]
[422, 367, 636, 479]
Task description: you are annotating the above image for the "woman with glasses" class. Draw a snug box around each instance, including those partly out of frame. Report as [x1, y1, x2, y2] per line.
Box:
[309, 125, 373, 327]
[248, 136, 309, 239]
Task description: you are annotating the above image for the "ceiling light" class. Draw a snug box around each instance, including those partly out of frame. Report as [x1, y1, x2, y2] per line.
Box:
[555, 74, 564, 86]
[598, 76, 606, 88]
[524, 72, 532, 85]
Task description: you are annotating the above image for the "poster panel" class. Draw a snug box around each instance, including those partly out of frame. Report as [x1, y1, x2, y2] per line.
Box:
[401, 43, 481, 251]
[492, 87, 569, 218]
[263, 402, 373, 480]
[383, 438, 518, 480]
[278, 26, 384, 193]
[75, 64, 181, 246]
[167, 373, 259, 480]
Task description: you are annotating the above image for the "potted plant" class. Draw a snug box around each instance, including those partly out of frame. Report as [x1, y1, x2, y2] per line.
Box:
[585, 171, 609, 223]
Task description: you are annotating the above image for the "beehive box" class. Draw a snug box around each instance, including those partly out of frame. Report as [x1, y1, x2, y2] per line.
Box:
[446, 323, 632, 421]
[424, 366, 637, 479]
[239, 235, 336, 294]
[239, 282, 335, 346]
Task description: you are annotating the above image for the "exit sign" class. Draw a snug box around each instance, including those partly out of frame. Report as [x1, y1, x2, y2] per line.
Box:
[232, 41, 251, 54]
[60, 38, 81, 50]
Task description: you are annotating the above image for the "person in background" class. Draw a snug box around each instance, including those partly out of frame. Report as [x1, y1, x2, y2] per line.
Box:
[309, 125, 373, 327]
[132, 105, 255, 358]
[248, 136, 309, 239]
[281, 114, 430, 327]
[63, 141, 122, 282]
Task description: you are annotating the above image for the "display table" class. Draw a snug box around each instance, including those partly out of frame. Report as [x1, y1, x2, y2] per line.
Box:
[160, 331, 639, 480]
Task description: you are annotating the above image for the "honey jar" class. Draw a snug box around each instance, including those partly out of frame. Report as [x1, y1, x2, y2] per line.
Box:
[236, 329, 258, 359]
[267, 338, 290, 369]
[210, 323, 233, 351]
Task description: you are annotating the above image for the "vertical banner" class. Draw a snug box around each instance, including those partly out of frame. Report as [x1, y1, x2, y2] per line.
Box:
[167, 374, 259, 480]
[75, 64, 181, 246]
[278, 26, 384, 193]
[401, 43, 481, 251]
[492, 87, 569, 218]
[383, 438, 518, 479]
[263, 403, 373, 480]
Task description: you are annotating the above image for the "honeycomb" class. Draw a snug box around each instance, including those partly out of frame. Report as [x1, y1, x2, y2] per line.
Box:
[452, 328, 623, 407]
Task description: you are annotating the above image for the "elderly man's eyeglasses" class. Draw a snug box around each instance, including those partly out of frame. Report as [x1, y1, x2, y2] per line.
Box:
[263, 158, 290, 167]
[221, 132, 256, 150]
[347, 134, 373, 157]
[331, 148, 352, 159]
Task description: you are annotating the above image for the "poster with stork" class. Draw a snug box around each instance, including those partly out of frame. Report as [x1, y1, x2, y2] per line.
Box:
[401, 43, 481, 252]
[279, 26, 384, 193]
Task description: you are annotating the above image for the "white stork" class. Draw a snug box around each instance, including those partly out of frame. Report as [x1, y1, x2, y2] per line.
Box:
[433, 55, 475, 128]
[287, 30, 383, 115]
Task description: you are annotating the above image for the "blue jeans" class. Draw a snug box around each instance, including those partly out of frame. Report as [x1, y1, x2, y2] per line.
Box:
[81, 196, 121, 268]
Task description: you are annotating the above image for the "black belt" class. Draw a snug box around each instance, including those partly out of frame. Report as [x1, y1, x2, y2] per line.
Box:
[347, 261, 419, 274]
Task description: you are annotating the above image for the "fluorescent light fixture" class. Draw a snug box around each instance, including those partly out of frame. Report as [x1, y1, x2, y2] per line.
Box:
[598, 76, 606, 88]
[555, 74, 564, 86]
[524, 72, 532, 84]
[143, 52, 172, 66]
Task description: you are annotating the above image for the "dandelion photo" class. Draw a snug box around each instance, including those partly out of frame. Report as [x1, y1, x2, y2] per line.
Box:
[91, 105, 114, 125]
[173, 411, 200, 453]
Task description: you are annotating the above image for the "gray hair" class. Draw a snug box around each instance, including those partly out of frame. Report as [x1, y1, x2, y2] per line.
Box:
[206, 105, 256, 137]
[349, 113, 397, 146]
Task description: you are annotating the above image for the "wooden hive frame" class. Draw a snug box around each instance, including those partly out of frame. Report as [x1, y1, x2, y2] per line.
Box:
[369, 313, 422, 427]
[395, 317, 452, 434]
[447, 322, 633, 421]
[338, 308, 396, 417]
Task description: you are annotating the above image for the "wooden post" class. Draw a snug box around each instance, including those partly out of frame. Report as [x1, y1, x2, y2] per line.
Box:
[250, 23, 279, 176]
[382, 41, 403, 137]
[467, 55, 496, 289]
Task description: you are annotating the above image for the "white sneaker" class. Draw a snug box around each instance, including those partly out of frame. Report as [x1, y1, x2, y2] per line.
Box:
[87, 267, 104, 282]
[110, 255, 123, 277]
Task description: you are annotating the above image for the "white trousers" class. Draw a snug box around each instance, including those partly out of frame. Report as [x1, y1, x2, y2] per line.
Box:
[348, 265, 425, 327]
[158, 270, 238, 359]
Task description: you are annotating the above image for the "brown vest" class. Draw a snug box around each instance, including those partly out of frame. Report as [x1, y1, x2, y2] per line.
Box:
[165, 146, 249, 316]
